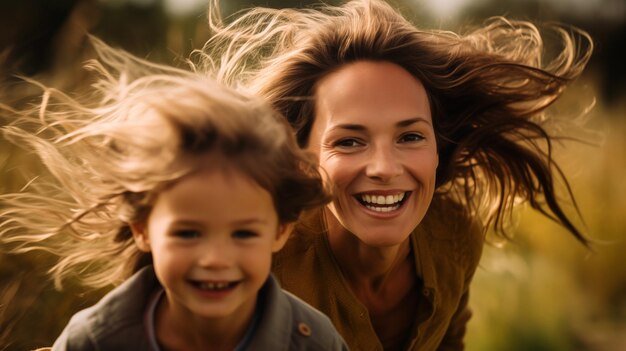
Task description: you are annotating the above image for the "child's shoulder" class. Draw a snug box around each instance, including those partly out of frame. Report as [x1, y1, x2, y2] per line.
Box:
[51, 266, 160, 350]
[250, 274, 347, 350]
[282, 287, 334, 328]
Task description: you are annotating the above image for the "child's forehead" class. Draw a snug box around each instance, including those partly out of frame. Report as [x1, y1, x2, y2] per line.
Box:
[171, 157, 261, 190]
[164, 150, 277, 202]
[156, 166, 277, 216]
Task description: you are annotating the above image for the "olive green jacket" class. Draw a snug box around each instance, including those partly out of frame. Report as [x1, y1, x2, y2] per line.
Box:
[272, 198, 484, 351]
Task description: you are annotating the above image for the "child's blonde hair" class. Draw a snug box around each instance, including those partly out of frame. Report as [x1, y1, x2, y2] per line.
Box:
[0, 38, 330, 289]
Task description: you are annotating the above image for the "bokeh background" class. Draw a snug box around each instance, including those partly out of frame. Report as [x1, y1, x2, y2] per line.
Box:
[1, 0, 625, 350]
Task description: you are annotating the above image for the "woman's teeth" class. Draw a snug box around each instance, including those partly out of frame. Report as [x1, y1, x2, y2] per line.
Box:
[360, 192, 405, 205]
[359, 192, 406, 212]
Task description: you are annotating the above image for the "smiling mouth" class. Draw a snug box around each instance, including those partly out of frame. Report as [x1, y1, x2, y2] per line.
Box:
[190, 280, 239, 292]
[355, 191, 410, 212]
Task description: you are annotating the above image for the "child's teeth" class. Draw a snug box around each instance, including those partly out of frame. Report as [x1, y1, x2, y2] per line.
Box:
[199, 282, 231, 290]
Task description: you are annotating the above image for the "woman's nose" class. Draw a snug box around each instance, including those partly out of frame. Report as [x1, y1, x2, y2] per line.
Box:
[365, 145, 403, 182]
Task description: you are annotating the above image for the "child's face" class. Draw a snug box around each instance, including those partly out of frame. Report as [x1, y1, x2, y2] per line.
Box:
[132, 167, 288, 323]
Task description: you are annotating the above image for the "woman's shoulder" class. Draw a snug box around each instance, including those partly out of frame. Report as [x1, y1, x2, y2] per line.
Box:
[423, 196, 483, 240]
[418, 196, 485, 268]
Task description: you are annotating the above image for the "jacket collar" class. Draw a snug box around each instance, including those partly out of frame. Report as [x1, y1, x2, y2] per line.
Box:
[299, 208, 439, 294]
[246, 274, 293, 349]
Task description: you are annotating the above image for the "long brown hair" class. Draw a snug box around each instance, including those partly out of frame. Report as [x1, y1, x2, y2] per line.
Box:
[200, 0, 593, 244]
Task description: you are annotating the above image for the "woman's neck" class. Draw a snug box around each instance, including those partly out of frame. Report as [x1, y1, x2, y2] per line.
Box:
[156, 294, 255, 351]
[324, 209, 412, 292]
[323, 209, 419, 350]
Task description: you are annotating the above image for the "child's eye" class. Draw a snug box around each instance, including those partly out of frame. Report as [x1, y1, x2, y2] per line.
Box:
[173, 229, 201, 239]
[232, 230, 258, 239]
[333, 138, 363, 148]
[398, 133, 424, 143]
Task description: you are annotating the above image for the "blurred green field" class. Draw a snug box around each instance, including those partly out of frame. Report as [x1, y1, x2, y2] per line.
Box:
[1, 0, 625, 350]
[466, 92, 626, 351]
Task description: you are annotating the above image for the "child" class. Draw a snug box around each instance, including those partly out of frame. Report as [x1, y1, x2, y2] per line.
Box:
[0, 40, 347, 350]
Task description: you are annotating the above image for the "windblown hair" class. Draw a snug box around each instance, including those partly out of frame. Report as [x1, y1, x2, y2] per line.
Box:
[0, 39, 330, 288]
[199, 0, 593, 244]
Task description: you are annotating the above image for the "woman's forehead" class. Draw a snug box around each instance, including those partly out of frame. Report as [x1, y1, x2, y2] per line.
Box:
[313, 60, 432, 128]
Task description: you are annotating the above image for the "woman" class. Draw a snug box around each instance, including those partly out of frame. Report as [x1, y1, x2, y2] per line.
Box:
[201, 0, 593, 349]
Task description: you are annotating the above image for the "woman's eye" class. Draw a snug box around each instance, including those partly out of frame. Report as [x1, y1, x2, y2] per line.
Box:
[174, 229, 201, 239]
[333, 138, 362, 148]
[232, 230, 258, 239]
[399, 133, 424, 143]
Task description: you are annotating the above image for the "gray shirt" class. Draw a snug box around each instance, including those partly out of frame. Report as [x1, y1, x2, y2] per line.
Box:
[52, 266, 347, 350]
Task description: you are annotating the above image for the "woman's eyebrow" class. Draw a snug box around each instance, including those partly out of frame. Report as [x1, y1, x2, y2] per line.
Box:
[396, 117, 431, 127]
[331, 123, 366, 131]
[329, 116, 431, 132]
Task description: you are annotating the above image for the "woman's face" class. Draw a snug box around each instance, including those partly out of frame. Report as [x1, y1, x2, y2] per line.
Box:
[308, 60, 438, 247]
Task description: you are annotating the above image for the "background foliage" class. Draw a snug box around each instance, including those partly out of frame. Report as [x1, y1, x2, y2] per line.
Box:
[1, 0, 624, 350]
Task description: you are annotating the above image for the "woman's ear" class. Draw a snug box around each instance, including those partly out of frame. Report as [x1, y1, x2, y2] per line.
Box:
[271, 223, 293, 252]
[130, 222, 151, 252]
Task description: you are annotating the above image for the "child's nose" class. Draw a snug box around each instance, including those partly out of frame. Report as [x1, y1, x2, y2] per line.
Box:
[197, 239, 233, 268]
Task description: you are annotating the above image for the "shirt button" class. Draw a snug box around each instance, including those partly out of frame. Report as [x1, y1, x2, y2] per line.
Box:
[298, 322, 312, 337]
[423, 289, 430, 296]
